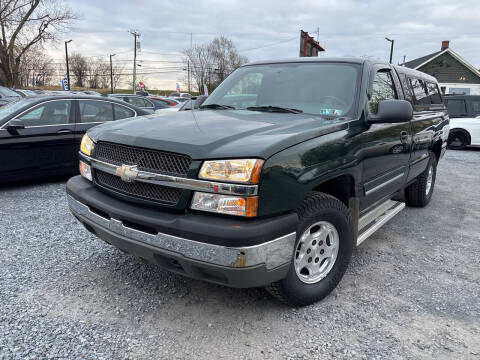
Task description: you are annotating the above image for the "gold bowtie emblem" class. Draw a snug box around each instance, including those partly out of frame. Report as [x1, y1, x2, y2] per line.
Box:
[115, 164, 138, 183]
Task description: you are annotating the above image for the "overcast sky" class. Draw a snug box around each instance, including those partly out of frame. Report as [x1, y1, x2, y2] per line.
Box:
[46, 0, 480, 90]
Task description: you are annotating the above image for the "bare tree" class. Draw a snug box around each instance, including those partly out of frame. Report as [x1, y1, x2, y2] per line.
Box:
[208, 36, 248, 87]
[17, 44, 53, 86]
[69, 52, 88, 87]
[0, 0, 75, 86]
[184, 36, 248, 92]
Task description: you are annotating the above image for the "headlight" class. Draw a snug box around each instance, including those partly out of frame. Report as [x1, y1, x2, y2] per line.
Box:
[80, 134, 94, 156]
[79, 160, 92, 181]
[191, 192, 257, 217]
[199, 159, 263, 184]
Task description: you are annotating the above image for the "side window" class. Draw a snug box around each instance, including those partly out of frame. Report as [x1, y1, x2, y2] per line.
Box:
[426, 82, 442, 105]
[410, 78, 430, 107]
[399, 73, 414, 105]
[17, 101, 71, 127]
[445, 100, 467, 117]
[128, 97, 152, 108]
[369, 70, 397, 113]
[114, 104, 135, 120]
[470, 100, 480, 116]
[79, 100, 114, 123]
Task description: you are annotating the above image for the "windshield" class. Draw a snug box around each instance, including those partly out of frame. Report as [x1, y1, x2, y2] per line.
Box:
[0, 87, 21, 97]
[202, 62, 360, 117]
[0, 98, 36, 123]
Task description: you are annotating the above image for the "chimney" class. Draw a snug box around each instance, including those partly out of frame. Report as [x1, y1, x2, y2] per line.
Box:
[441, 40, 450, 51]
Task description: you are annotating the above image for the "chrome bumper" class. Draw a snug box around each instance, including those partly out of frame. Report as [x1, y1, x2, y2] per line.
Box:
[67, 195, 296, 269]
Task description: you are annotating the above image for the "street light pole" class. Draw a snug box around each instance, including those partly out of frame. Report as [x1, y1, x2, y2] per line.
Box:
[385, 37, 394, 64]
[109, 54, 116, 94]
[65, 40, 72, 90]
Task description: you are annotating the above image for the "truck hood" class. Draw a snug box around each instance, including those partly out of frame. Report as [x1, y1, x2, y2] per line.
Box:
[88, 110, 348, 160]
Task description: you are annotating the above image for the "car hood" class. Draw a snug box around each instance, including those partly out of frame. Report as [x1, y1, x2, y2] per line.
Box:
[88, 110, 348, 160]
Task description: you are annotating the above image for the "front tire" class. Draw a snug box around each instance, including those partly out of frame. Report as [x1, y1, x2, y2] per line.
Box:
[267, 193, 354, 307]
[405, 152, 437, 207]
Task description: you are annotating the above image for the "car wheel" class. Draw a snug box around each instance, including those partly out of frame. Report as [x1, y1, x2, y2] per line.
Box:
[267, 192, 354, 307]
[405, 152, 437, 207]
[447, 131, 468, 150]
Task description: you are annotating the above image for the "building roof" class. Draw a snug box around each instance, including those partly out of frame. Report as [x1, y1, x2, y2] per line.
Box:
[403, 48, 480, 80]
[403, 50, 442, 69]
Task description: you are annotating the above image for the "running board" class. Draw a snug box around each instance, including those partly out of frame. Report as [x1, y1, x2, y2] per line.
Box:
[356, 200, 405, 246]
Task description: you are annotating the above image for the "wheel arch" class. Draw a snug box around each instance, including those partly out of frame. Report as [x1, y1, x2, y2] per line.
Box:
[311, 173, 357, 206]
[449, 127, 471, 145]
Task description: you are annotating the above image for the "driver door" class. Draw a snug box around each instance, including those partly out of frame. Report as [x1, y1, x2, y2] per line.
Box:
[0, 99, 76, 182]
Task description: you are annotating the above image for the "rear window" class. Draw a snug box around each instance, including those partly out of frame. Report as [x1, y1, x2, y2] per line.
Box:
[470, 100, 480, 116]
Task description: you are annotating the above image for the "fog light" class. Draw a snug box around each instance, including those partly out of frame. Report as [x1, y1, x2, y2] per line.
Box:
[190, 192, 257, 217]
[79, 160, 92, 181]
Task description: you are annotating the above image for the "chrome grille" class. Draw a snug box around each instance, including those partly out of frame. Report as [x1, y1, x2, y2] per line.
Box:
[95, 170, 181, 204]
[94, 142, 191, 177]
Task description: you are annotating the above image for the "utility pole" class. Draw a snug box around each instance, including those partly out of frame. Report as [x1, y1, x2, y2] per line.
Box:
[385, 37, 394, 64]
[109, 54, 116, 94]
[188, 32, 192, 94]
[65, 39, 72, 90]
[402, 55, 406, 65]
[129, 30, 140, 92]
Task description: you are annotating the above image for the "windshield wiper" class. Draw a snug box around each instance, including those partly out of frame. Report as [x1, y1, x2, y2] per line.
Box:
[246, 105, 303, 114]
[199, 103, 235, 110]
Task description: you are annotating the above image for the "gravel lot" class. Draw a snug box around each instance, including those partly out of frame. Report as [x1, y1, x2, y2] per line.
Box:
[1, 149, 479, 360]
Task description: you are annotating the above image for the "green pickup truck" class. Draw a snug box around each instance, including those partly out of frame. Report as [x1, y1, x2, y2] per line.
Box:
[67, 57, 449, 306]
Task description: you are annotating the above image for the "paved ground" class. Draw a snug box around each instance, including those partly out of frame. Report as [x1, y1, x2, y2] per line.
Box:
[0, 149, 479, 360]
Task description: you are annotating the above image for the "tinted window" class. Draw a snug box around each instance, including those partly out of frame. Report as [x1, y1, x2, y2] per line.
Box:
[113, 104, 135, 120]
[150, 99, 169, 109]
[127, 97, 153, 108]
[17, 100, 71, 126]
[203, 62, 361, 117]
[370, 70, 397, 113]
[445, 99, 467, 116]
[410, 78, 430, 106]
[470, 100, 480, 116]
[79, 100, 113, 123]
[426, 82, 442, 104]
[398, 73, 414, 105]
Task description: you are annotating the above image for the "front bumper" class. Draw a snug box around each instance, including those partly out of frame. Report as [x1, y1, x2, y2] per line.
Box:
[66, 176, 298, 288]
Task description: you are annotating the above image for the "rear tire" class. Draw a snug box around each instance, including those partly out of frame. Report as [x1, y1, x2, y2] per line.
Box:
[447, 131, 468, 150]
[405, 152, 437, 207]
[267, 193, 354, 307]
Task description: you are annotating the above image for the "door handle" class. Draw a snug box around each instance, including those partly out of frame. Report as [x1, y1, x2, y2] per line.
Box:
[57, 129, 72, 135]
[400, 131, 409, 143]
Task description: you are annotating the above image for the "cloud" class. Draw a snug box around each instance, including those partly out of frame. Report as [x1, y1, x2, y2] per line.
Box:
[46, 0, 480, 89]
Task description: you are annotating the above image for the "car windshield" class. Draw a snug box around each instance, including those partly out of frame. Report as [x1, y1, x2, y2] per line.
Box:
[202, 62, 360, 117]
[0, 87, 21, 97]
[0, 98, 36, 123]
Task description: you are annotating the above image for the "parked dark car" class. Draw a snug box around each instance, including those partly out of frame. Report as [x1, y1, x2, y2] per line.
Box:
[0, 95, 148, 183]
[108, 94, 169, 111]
[67, 58, 449, 306]
[0, 86, 22, 106]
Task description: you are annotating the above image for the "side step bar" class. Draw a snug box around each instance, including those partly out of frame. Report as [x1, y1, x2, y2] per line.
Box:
[356, 200, 405, 246]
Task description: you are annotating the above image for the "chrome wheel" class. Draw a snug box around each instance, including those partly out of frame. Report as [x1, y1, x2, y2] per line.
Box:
[426, 165, 433, 195]
[294, 221, 339, 284]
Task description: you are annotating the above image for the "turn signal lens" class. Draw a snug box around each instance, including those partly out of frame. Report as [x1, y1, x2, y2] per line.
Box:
[80, 134, 94, 156]
[190, 192, 258, 217]
[199, 159, 263, 184]
[79, 160, 92, 181]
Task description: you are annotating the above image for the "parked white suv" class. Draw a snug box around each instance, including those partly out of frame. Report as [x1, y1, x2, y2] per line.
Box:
[445, 95, 480, 149]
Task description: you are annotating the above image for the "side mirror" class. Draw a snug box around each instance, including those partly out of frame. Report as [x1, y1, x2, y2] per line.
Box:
[367, 99, 413, 124]
[6, 119, 25, 134]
